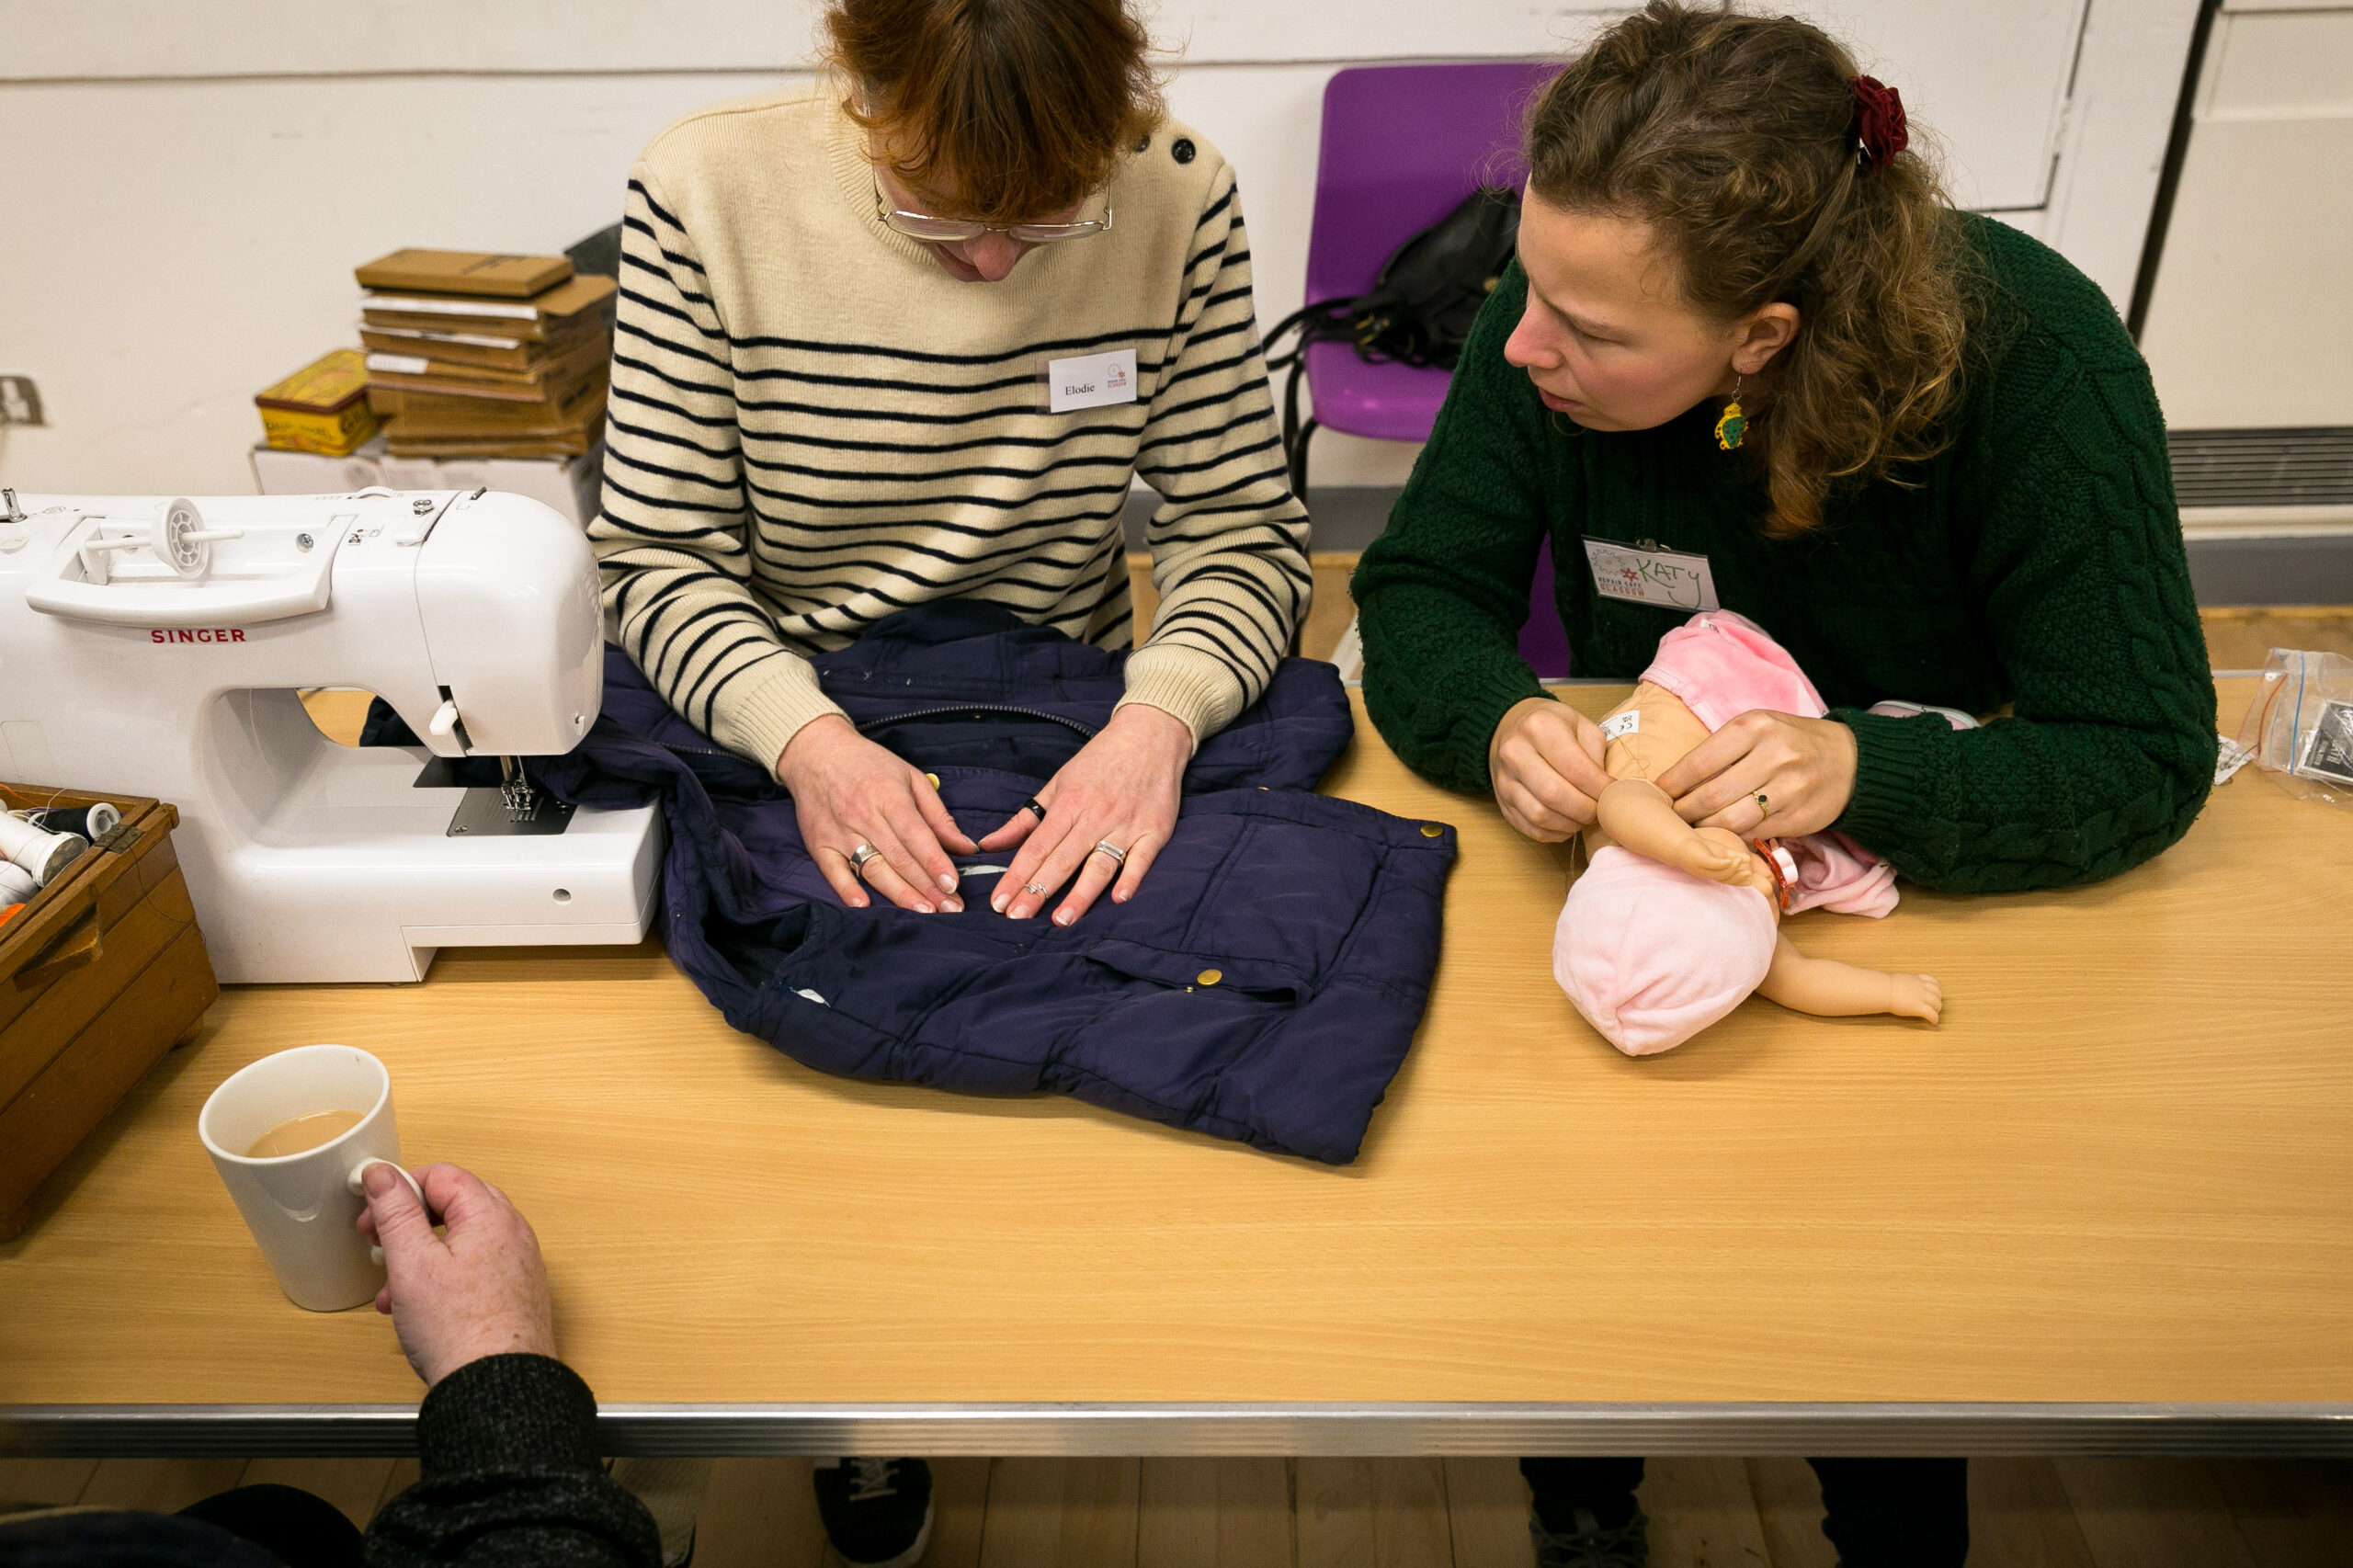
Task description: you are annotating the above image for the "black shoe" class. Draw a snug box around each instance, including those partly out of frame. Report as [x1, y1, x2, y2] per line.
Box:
[813, 1457, 934, 1568]
[1531, 1506, 1648, 1568]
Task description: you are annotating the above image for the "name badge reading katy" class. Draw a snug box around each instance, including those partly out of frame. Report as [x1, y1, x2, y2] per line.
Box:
[1582, 537, 1721, 613]
[1045, 348, 1138, 414]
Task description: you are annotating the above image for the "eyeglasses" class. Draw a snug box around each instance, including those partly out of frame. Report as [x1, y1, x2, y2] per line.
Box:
[873, 176, 1114, 244]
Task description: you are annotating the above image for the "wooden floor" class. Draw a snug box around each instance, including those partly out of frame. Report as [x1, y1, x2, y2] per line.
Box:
[6, 1453, 2352, 1565]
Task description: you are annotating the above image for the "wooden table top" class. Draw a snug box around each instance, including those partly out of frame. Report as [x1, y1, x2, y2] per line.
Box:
[4, 679, 2349, 1418]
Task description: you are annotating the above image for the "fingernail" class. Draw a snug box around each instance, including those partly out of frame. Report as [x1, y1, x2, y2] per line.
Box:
[1054, 909, 1074, 926]
[992, 892, 1008, 913]
[942, 896, 963, 913]
[916, 903, 935, 915]
[938, 872, 959, 892]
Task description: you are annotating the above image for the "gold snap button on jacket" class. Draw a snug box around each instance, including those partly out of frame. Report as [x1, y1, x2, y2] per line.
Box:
[1196, 969, 1222, 986]
[1420, 823, 1444, 837]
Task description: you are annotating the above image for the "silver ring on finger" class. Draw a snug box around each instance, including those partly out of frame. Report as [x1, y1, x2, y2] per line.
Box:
[1023, 880, 1049, 896]
[1090, 839, 1128, 867]
[847, 843, 881, 879]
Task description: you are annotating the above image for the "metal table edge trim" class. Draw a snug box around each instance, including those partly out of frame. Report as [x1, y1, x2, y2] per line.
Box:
[5, 1402, 2350, 1457]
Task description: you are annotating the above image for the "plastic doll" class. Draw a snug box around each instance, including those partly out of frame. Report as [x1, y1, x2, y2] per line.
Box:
[1555, 611, 1953, 1055]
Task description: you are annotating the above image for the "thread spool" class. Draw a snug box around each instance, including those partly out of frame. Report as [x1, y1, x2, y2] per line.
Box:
[0, 861, 35, 903]
[0, 812, 86, 887]
[25, 802, 121, 843]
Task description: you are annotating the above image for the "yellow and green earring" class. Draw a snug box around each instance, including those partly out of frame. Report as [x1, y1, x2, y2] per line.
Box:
[1714, 374, 1746, 451]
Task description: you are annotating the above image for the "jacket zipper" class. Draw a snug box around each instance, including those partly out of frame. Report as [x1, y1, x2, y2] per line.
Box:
[652, 702, 1098, 762]
[853, 703, 1100, 739]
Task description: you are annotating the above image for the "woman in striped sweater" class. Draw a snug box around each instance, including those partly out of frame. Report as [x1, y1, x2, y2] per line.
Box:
[591, 0, 1311, 948]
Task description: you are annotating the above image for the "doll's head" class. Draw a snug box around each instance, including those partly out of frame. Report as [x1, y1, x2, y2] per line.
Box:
[1554, 845, 1778, 1056]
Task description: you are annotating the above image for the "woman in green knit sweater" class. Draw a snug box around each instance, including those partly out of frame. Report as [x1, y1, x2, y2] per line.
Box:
[1353, 6, 2214, 1564]
[1353, 4, 2216, 900]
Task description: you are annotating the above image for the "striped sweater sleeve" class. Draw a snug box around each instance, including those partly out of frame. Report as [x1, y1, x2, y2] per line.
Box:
[1124, 171, 1313, 741]
[589, 168, 847, 776]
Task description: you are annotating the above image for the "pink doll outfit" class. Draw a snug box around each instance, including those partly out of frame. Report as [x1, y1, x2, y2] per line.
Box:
[1557, 846, 1779, 1055]
[1554, 610, 1952, 1055]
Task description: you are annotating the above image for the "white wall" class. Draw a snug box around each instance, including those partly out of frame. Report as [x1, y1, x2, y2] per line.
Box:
[0, 1, 2196, 497]
[2140, 0, 2353, 429]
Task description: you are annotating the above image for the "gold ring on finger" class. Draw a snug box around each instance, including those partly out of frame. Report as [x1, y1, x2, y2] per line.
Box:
[1754, 791, 1769, 817]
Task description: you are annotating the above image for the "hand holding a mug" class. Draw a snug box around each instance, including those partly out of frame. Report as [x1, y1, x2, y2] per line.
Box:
[358, 1162, 555, 1388]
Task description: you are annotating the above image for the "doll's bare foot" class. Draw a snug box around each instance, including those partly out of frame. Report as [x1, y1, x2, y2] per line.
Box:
[1889, 972, 1943, 1023]
[1664, 824, 1760, 888]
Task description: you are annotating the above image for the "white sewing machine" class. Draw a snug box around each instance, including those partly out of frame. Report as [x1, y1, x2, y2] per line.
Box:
[0, 486, 664, 983]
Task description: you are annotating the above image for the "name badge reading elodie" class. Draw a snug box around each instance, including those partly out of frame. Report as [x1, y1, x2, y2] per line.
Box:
[1046, 348, 1139, 414]
[1582, 537, 1721, 613]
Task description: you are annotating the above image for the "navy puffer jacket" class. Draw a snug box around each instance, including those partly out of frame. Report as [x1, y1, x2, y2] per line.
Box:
[538, 603, 1457, 1165]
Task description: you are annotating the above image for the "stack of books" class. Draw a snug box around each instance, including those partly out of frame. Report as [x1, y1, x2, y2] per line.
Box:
[356, 249, 618, 458]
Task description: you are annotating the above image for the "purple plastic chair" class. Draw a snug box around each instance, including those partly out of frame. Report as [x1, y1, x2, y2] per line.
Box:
[1301, 62, 1573, 676]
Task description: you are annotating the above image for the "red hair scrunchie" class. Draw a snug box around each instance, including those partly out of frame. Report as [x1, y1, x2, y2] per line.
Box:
[1850, 74, 1907, 172]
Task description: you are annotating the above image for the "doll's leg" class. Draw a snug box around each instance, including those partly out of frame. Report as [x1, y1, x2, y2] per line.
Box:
[1756, 934, 1942, 1022]
[1595, 778, 1755, 884]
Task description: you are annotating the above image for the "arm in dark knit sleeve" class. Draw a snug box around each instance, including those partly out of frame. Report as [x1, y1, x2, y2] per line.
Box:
[1830, 354, 2217, 892]
[366, 1354, 661, 1568]
[1350, 266, 1563, 793]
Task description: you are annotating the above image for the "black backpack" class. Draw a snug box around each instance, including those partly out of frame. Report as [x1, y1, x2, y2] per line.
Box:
[1263, 184, 1522, 498]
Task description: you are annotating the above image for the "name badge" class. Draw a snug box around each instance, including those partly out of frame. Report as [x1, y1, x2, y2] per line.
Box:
[1582, 536, 1721, 613]
[1046, 348, 1138, 413]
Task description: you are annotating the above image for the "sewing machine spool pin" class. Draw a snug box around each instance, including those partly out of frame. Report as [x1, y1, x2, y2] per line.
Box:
[76, 499, 244, 584]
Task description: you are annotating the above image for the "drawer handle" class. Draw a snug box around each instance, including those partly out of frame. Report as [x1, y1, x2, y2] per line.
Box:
[13, 909, 104, 993]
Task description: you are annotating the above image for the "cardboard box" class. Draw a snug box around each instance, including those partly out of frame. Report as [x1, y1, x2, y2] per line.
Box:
[369, 372, 608, 429]
[359, 324, 584, 371]
[354, 248, 573, 299]
[0, 783, 218, 1241]
[363, 339, 606, 403]
[254, 437, 603, 529]
[360, 274, 618, 340]
[249, 432, 388, 494]
[254, 348, 379, 456]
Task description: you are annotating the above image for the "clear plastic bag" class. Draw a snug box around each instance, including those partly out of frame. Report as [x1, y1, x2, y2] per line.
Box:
[2235, 648, 2353, 809]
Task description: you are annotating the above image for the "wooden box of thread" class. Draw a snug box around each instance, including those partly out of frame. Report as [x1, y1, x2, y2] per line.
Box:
[0, 783, 218, 1241]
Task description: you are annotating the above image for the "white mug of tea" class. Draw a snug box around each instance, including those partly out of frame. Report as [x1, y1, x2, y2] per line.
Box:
[198, 1044, 426, 1312]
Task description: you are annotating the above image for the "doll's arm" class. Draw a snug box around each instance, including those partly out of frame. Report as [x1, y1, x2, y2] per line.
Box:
[1756, 934, 1942, 1023]
[1595, 778, 1756, 886]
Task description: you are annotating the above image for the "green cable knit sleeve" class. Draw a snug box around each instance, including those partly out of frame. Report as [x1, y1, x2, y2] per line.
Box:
[1352, 267, 1565, 793]
[1830, 349, 2217, 892]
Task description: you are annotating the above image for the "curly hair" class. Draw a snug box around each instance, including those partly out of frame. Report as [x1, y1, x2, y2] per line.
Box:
[1526, 0, 1974, 535]
[822, 0, 1165, 224]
